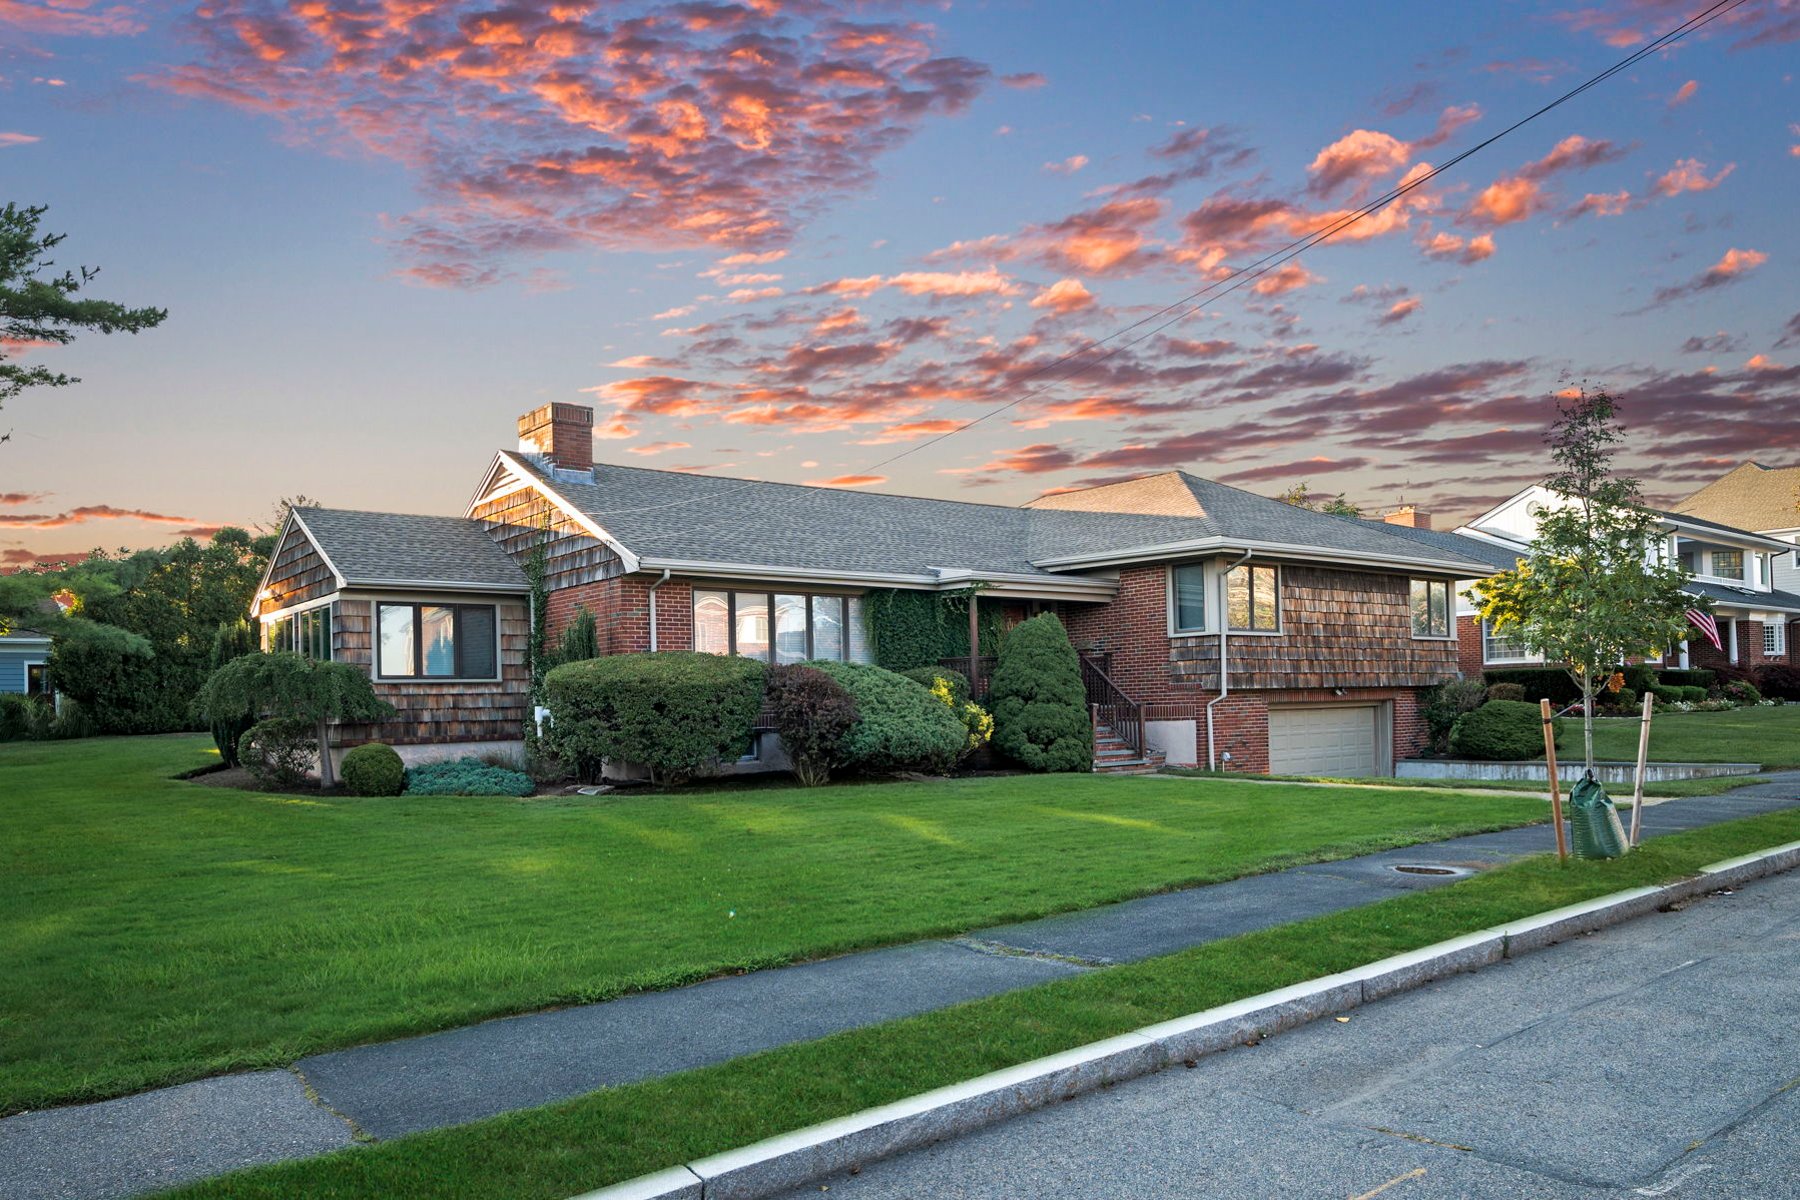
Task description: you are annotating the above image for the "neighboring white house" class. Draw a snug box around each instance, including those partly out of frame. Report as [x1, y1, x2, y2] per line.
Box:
[1449, 484, 1800, 672]
[1675, 462, 1800, 595]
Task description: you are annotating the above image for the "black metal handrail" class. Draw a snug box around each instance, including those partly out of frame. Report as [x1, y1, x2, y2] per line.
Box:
[1078, 654, 1145, 759]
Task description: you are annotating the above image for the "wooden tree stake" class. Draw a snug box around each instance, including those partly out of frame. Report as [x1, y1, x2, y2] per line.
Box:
[1629, 691, 1653, 848]
[1542, 698, 1568, 862]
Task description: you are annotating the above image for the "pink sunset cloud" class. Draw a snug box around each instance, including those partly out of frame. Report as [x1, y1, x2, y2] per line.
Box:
[1029, 278, 1096, 316]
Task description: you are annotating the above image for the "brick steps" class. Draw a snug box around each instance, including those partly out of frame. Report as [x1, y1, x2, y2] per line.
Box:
[1092, 725, 1165, 775]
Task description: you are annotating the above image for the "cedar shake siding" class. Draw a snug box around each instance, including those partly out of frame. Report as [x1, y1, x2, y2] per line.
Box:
[330, 596, 530, 749]
[258, 523, 336, 618]
[471, 485, 624, 594]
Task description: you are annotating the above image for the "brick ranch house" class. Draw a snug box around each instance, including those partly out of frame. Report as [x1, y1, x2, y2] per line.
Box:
[252, 403, 1499, 776]
[1372, 486, 1800, 676]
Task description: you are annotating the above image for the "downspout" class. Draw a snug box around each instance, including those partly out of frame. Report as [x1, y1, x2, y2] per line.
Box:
[1206, 550, 1254, 771]
[647, 568, 671, 652]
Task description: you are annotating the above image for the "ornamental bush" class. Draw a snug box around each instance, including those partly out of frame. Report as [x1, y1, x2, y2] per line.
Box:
[237, 716, 317, 787]
[207, 620, 259, 766]
[988, 613, 1091, 773]
[766, 664, 859, 786]
[900, 665, 971, 707]
[1721, 679, 1763, 706]
[1680, 685, 1709, 704]
[542, 651, 766, 785]
[1656, 669, 1716, 690]
[1448, 699, 1548, 761]
[1483, 682, 1527, 704]
[341, 742, 405, 797]
[806, 660, 966, 773]
[1756, 665, 1800, 701]
[1423, 678, 1488, 754]
[404, 756, 535, 797]
[0, 693, 51, 742]
[1480, 667, 1582, 705]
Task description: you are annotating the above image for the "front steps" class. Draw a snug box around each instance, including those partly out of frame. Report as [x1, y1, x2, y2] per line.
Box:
[1093, 724, 1165, 775]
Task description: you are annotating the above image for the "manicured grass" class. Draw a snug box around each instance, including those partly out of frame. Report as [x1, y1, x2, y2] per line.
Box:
[2, 735, 1547, 1115]
[1556, 704, 1800, 769]
[1161, 767, 1769, 799]
[162, 807, 1800, 1200]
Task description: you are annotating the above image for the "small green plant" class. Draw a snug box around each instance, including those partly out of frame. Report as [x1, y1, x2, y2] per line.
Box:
[404, 756, 535, 797]
[806, 660, 967, 773]
[1424, 678, 1490, 753]
[1483, 682, 1526, 704]
[341, 742, 405, 797]
[237, 716, 317, 787]
[920, 672, 992, 761]
[0, 693, 51, 741]
[766, 664, 859, 786]
[1721, 679, 1762, 706]
[988, 613, 1091, 773]
[557, 606, 599, 665]
[1449, 699, 1551, 761]
[900, 665, 971, 707]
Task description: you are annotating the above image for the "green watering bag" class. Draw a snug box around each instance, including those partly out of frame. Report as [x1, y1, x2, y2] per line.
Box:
[1569, 772, 1629, 859]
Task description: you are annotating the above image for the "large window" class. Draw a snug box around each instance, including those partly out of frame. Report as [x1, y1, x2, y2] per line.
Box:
[1482, 618, 1540, 664]
[1709, 550, 1745, 581]
[1226, 564, 1279, 632]
[1410, 579, 1452, 638]
[376, 603, 497, 680]
[1766, 622, 1787, 658]
[693, 590, 855, 663]
[1171, 564, 1208, 632]
[266, 605, 332, 661]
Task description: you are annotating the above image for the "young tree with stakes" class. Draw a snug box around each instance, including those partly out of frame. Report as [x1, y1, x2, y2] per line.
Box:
[1475, 387, 1697, 771]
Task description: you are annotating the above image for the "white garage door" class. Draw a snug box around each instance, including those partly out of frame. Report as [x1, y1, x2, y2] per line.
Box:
[1269, 705, 1378, 777]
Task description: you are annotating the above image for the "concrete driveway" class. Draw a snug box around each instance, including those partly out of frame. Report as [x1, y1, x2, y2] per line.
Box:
[778, 868, 1800, 1200]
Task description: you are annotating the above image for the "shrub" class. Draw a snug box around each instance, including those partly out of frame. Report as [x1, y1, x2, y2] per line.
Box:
[1449, 699, 1549, 760]
[1721, 679, 1762, 706]
[404, 756, 534, 797]
[1680, 686, 1709, 704]
[194, 652, 393, 789]
[46, 621, 156, 733]
[341, 742, 405, 797]
[912, 670, 993, 762]
[807, 660, 966, 773]
[1649, 684, 1683, 707]
[765, 664, 859, 787]
[899, 665, 971, 707]
[988, 613, 1091, 773]
[1484, 682, 1526, 704]
[207, 620, 259, 766]
[1706, 664, 1760, 695]
[237, 716, 317, 787]
[47, 698, 94, 740]
[1601, 686, 1638, 713]
[542, 651, 765, 784]
[1481, 667, 1581, 705]
[1657, 669, 1716, 690]
[557, 606, 599, 666]
[1423, 678, 1489, 754]
[0, 694, 51, 742]
[1620, 664, 1658, 695]
[1757, 664, 1800, 701]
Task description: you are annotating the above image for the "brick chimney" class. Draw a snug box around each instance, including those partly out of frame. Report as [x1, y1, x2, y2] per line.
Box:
[518, 403, 594, 473]
[1383, 505, 1432, 530]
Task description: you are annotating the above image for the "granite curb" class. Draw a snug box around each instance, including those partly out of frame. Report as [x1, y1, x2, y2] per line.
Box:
[572, 836, 1800, 1200]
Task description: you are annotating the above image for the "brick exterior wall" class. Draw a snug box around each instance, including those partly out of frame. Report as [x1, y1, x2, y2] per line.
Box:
[1060, 562, 1457, 772]
[1456, 614, 1484, 676]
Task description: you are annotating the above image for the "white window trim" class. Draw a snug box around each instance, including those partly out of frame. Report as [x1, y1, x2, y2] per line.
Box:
[1165, 560, 1283, 637]
[1409, 578, 1455, 641]
[1482, 618, 1543, 665]
[1765, 622, 1787, 657]
[373, 600, 504, 684]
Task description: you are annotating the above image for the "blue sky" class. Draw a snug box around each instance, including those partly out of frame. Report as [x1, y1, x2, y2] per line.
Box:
[2, 0, 1794, 564]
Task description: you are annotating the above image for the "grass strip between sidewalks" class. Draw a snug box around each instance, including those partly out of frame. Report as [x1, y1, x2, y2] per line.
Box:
[164, 806, 1800, 1200]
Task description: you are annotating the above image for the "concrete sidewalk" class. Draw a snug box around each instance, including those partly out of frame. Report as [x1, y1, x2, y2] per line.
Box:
[6, 774, 1799, 1200]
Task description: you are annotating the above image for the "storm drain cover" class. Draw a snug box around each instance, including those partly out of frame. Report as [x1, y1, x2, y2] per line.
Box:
[1390, 863, 1472, 878]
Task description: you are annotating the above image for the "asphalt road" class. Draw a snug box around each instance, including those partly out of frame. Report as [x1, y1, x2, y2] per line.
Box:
[779, 868, 1800, 1200]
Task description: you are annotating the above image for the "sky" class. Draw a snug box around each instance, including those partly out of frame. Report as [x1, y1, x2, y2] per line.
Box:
[1, 0, 1796, 567]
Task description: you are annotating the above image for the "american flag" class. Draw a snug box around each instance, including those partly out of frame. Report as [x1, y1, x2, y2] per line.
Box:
[1685, 608, 1722, 651]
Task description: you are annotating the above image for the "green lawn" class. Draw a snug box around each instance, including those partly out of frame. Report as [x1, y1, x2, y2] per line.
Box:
[164, 807, 1800, 1200]
[1557, 704, 1800, 768]
[2, 735, 1548, 1115]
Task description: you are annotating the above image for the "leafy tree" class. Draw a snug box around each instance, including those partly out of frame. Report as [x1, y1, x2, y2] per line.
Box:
[193, 652, 394, 789]
[2, 203, 166, 439]
[1474, 387, 1695, 770]
[1275, 482, 1362, 517]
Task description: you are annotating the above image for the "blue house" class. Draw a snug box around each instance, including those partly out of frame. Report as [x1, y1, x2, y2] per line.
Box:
[0, 628, 52, 698]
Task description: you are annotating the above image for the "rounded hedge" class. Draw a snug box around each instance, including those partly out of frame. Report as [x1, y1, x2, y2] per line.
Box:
[342, 742, 405, 796]
[806, 660, 966, 773]
[988, 613, 1091, 773]
[1448, 699, 1547, 761]
[542, 651, 766, 784]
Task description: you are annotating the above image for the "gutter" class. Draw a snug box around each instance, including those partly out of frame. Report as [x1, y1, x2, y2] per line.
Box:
[1206, 550, 1253, 771]
[648, 568, 672, 652]
[1031, 536, 1490, 578]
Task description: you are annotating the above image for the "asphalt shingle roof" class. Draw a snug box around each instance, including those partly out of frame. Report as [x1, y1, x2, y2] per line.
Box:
[1675, 462, 1800, 533]
[296, 508, 528, 591]
[1359, 522, 1528, 573]
[1684, 580, 1800, 615]
[515, 459, 1496, 577]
